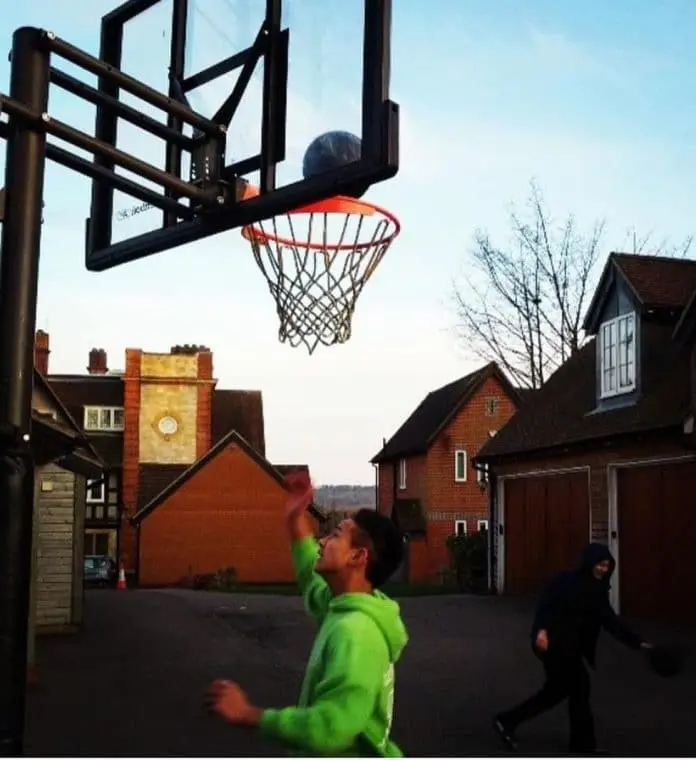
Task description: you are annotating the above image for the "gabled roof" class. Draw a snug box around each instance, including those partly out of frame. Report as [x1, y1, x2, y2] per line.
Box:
[476, 321, 689, 462]
[584, 253, 696, 332]
[130, 430, 323, 525]
[371, 362, 521, 464]
[33, 370, 104, 476]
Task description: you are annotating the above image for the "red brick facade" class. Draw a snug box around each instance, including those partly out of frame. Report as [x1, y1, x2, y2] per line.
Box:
[120, 348, 142, 572]
[138, 443, 297, 585]
[378, 374, 519, 583]
[196, 351, 214, 458]
[120, 347, 219, 577]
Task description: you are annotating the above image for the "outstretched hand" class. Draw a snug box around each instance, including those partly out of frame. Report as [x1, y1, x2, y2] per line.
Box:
[285, 471, 314, 519]
[284, 471, 315, 541]
[205, 679, 261, 726]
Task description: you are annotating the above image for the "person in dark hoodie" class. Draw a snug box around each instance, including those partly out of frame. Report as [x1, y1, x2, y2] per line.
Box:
[206, 473, 408, 756]
[494, 542, 653, 755]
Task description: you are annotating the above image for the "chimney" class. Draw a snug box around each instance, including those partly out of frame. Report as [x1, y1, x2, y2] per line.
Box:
[87, 348, 108, 375]
[34, 330, 50, 375]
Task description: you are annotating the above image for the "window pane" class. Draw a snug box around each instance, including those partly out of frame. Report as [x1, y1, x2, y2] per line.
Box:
[95, 533, 109, 555]
[85, 408, 99, 430]
[87, 478, 104, 502]
[113, 408, 125, 429]
[99, 409, 111, 429]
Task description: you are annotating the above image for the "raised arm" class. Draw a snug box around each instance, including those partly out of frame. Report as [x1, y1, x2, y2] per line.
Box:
[285, 474, 332, 623]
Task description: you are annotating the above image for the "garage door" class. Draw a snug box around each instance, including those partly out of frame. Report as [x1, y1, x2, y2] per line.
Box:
[504, 472, 590, 595]
[617, 460, 696, 625]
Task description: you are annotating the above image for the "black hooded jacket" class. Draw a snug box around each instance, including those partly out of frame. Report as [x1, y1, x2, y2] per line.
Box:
[531, 543, 643, 666]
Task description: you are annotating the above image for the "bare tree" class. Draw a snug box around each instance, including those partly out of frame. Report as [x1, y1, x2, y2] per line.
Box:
[452, 181, 692, 389]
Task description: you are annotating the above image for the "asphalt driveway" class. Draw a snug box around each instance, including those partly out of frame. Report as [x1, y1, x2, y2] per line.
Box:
[26, 590, 696, 756]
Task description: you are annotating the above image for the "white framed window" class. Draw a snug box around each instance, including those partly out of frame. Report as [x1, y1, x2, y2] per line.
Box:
[86, 477, 105, 504]
[84, 406, 125, 432]
[454, 519, 468, 537]
[454, 449, 467, 482]
[477, 520, 489, 532]
[599, 313, 636, 398]
[398, 458, 407, 490]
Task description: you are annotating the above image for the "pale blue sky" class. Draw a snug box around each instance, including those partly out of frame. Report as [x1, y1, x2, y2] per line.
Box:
[1, 1, 695, 484]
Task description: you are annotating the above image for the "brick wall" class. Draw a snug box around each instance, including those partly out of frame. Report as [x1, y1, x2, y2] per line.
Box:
[196, 351, 214, 457]
[138, 443, 295, 585]
[376, 462, 392, 515]
[120, 348, 142, 573]
[421, 375, 519, 580]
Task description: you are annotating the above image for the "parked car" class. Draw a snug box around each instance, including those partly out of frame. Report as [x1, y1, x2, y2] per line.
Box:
[84, 555, 117, 587]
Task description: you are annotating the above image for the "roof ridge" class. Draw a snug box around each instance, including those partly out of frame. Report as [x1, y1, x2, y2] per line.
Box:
[611, 251, 696, 265]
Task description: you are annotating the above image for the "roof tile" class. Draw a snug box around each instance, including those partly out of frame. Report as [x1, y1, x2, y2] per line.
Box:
[613, 253, 696, 309]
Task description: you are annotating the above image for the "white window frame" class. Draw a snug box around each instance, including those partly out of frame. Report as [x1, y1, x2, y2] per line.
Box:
[477, 519, 489, 532]
[454, 519, 468, 537]
[398, 458, 407, 490]
[454, 449, 467, 482]
[599, 313, 636, 399]
[86, 477, 105, 504]
[84, 406, 125, 432]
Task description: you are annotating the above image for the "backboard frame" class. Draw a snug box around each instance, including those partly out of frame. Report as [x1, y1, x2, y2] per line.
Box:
[85, 0, 399, 272]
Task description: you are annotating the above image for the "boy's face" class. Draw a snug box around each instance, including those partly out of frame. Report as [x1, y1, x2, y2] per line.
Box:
[592, 559, 611, 580]
[315, 519, 369, 578]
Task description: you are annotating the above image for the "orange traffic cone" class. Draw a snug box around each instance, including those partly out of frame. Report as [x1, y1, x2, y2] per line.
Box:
[117, 563, 127, 590]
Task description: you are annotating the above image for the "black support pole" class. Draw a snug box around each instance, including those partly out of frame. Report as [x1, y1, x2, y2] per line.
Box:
[0, 26, 50, 757]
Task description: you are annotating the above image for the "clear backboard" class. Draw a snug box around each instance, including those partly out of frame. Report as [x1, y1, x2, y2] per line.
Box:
[85, 0, 398, 271]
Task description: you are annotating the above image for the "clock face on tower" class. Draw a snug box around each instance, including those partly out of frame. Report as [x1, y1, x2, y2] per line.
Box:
[157, 415, 178, 436]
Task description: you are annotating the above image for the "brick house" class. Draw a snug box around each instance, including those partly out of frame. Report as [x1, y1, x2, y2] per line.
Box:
[476, 253, 696, 626]
[45, 337, 315, 585]
[130, 433, 318, 585]
[371, 362, 522, 583]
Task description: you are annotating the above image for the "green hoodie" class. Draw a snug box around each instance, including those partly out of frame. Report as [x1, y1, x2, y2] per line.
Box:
[258, 536, 408, 757]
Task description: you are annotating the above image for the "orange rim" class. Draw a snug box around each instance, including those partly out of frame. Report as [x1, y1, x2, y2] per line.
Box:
[239, 184, 400, 252]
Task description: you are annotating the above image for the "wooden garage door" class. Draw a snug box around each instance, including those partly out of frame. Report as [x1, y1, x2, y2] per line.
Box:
[504, 472, 590, 595]
[617, 460, 696, 625]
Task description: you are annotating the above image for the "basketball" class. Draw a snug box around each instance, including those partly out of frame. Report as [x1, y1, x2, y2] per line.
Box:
[302, 130, 362, 180]
[647, 645, 684, 678]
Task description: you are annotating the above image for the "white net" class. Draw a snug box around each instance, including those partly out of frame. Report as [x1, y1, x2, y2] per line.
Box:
[243, 202, 399, 354]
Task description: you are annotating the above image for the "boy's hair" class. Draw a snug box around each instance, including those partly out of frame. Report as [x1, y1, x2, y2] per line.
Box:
[352, 509, 404, 588]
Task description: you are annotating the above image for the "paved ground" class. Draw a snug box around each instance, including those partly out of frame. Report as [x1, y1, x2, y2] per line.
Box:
[26, 589, 696, 757]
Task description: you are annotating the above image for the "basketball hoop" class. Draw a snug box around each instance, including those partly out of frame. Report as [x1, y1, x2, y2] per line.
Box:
[241, 193, 400, 354]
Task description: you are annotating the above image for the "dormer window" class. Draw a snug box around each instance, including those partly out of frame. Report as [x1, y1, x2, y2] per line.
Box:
[599, 313, 636, 398]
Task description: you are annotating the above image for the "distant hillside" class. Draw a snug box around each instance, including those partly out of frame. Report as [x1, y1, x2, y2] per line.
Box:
[315, 485, 375, 510]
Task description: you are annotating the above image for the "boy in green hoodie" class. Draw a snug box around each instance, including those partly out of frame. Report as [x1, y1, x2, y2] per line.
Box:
[206, 474, 408, 757]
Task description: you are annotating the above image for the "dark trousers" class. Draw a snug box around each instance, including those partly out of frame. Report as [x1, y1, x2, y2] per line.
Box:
[499, 651, 596, 752]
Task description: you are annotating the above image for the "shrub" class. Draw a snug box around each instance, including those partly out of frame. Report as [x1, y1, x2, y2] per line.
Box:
[445, 531, 488, 593]
[212, 566, 238, 592]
